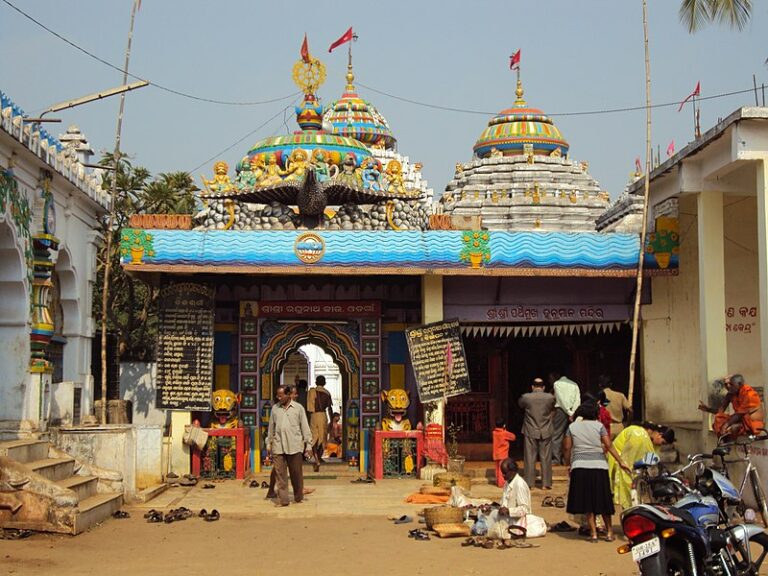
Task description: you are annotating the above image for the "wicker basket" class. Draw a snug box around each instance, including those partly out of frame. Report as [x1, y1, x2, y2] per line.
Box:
[419, 485, 451, 496]
[433, 522, 471, 538]
[433, 472, 472, 492]
[424, 505, 464, 529]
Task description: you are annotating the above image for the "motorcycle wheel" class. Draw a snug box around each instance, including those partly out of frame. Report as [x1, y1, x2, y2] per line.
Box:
[639, 546, 692, 576]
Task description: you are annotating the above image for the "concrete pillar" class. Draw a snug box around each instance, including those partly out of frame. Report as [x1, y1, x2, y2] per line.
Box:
[169, 411, 190, 476]
[757, 160, 768, 393]
[421, 275, 445, 427]
[697, 190, 728, 446]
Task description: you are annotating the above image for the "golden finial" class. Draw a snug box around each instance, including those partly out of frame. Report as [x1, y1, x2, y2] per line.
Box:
[514, 78, 526, 107]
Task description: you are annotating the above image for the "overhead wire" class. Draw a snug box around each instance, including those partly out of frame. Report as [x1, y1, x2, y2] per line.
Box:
[4, 0, 761, 118]
[187, 97, 301, 174]
[0, 0, 300, 106]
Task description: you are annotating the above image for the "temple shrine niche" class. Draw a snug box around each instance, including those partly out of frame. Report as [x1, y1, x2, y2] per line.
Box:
[439, 77, 610, 231]
[195, 46, 431, 231]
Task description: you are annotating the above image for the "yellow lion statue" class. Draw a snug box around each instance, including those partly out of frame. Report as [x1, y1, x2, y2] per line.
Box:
[210, 389, 241, 429]
[381, 389, 411, 431]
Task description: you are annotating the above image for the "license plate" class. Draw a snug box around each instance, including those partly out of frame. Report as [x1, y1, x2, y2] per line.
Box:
[631, 537, 661, 562]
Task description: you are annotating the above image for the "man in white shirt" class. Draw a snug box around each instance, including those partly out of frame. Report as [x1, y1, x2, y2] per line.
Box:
[549, 372, 581, 465]
[498, 458, 547, 538]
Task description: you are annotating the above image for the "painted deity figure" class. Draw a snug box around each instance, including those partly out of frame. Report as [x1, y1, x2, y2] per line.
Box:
[250, 156, 265, 183]
[311, 149, 332, 182]
[282, 148, 310, 182]
[201, 161, 235, 194]
[235, 157, 256, 189]
[335, 152, 362, 187]
[258, 154, 283, 186]
[361, 157, 382, 191]
[489, 147, 503, 158]
[384, 160, 406, 195]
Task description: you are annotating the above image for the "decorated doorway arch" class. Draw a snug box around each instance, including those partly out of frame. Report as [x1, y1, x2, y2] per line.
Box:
[259, 320, 361, 461]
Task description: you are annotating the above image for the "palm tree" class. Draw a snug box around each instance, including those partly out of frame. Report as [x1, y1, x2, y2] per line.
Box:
[679, 0, 752, 32]
[141, 172, 198, 215]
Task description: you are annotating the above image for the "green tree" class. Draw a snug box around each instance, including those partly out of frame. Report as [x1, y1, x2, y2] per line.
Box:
[94, 154, 197, 361]
[679, 0, 752, 32]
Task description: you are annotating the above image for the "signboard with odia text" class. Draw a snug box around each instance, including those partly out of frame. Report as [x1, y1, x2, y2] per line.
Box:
[405, 319, 470, 402]
[157, 282, 214, 410]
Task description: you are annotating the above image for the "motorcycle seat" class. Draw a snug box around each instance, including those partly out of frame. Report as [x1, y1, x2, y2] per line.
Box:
[668, 506, 699, 528]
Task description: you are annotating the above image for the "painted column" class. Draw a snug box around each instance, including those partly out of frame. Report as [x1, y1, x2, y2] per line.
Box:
[421, 275, 444, 427]
[757, 160, 768, 394]
[697, 190, 728, 447]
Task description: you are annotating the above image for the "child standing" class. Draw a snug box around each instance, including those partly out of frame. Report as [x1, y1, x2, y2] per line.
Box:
[492, 417, 517, 488]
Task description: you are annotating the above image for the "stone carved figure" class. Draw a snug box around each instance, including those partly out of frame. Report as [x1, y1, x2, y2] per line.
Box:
[282, 148, 310, 182]
[381, 389, 412, 431]
[361, 157, 382, 191]
[258, 155, 283, 186]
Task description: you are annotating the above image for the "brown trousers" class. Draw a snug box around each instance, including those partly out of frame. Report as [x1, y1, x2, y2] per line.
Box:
[273, 452, 304, 505]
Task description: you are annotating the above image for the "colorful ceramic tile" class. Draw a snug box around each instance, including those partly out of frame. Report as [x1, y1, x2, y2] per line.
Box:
[362, 397, 379, 413]
[362, 320, 379, 336]
[362, 377, 379, 396]
[241, 337, 257, 354]
[241, 375, 257, 390]
[362, 338, 379, 355]
[362, 415, 379, 430]
[241, 356, 257, 373]
[241, 319, 258, 335]
[363, 358, 379, 375]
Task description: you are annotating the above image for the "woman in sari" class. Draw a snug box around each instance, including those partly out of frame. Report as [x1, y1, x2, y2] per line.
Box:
[608, 422, 675, 509]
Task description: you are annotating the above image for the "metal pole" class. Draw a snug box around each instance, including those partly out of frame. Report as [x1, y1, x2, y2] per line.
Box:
[628, 0, 653, 406]
[100, 0, 139, 424]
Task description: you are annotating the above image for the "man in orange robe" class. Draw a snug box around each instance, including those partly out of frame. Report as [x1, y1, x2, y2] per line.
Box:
[699, 374, 765, 438]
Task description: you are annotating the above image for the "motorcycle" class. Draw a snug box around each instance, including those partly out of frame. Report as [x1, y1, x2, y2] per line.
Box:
[619, 452, 768, 575]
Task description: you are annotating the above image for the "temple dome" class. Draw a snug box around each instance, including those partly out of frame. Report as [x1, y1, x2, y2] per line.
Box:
[240, 93, 371, 171]
[473, 81, 569, 158]
[322, 65, 396, 150]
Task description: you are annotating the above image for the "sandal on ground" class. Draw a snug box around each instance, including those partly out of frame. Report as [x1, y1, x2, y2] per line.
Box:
[198, 509, 208, 518]
[553, 496, 565, 508]
[261, 481, 269, 489]
[587, 536, 599, 543]
[143, 509, 161, 519]
[112, 510, 130, 519]
[393, 515, 413, 524]
[204, 509, 220, 522]
[202, 483, 216, 489]
[146, 511, 163, 523]
[541, 496, 555, 507]
[249, 480, 259, 488]
[603, 534, 616, 542]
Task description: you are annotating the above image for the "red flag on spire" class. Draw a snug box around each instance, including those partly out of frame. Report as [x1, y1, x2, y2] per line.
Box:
[666, 140, 675, 157]
[300, 33, 310, 63]
[635, 157, 643, 173]
[677, 81, 700, 112]
[509, 49, 521, 71]
[328, 27, 354, 53]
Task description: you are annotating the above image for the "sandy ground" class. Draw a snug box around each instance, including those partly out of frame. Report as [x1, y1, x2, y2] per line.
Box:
[2, 514, 641, 576]
[0, 475, 647, 576]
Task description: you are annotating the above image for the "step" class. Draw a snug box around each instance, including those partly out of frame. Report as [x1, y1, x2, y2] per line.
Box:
[0, 439, 49, 463]
[27, 457, 75, 482]
[73, 493, 123, 535]
[57, 475, 98, 501]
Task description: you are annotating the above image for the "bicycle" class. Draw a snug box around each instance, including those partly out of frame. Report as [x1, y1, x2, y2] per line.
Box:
[714, 433, 768, 527]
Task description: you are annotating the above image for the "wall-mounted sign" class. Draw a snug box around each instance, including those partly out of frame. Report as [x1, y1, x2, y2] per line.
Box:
[239, 300, 380, 318]
[405, 319, 470, 403]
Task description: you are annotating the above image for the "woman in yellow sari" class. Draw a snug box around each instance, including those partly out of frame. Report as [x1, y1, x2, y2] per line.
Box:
[608, 422, 675, 509]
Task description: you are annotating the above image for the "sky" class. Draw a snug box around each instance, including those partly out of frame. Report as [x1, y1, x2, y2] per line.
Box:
[1, 0, 766, 199]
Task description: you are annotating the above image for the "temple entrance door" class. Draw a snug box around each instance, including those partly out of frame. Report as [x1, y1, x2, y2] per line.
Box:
[258, 320, 361, 465]
[280, 343, 344, 461]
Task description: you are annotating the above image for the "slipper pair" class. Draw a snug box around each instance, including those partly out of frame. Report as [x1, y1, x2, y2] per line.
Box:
[550, 521, 576, 532]
[408, 528, 430, 540]
[144, 509, 164, 523]
[198, 508, 220, 522]
[112, 510, 130, 519]
[542, 496, 565, 508]
[164, 507, 193, 523]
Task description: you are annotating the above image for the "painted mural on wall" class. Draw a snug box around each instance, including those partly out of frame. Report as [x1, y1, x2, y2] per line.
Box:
[120, 229, 155, 265]
[644, 216, 679, 271]
[0, 166, 33, 292]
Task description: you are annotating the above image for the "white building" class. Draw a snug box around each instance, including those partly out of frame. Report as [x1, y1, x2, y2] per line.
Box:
[0, 90, 108, 435]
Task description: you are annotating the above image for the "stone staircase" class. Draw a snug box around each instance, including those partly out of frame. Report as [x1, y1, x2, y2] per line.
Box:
[0, 438, 123, 535]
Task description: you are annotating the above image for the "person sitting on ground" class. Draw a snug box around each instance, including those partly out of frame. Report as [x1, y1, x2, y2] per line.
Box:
[698, 374, 765, 439]
[325, 412, 343, 458]
[497, 458, 547, 538]
[492, 418, 517, 488]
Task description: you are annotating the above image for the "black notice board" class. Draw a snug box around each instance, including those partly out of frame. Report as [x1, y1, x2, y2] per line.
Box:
[157, 282, 214, 410]
[405, 319, 470, 402]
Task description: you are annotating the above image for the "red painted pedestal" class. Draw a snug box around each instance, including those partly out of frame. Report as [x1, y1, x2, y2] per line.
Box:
[372, 430, 423, 480]
[191, 428, 250, 480]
